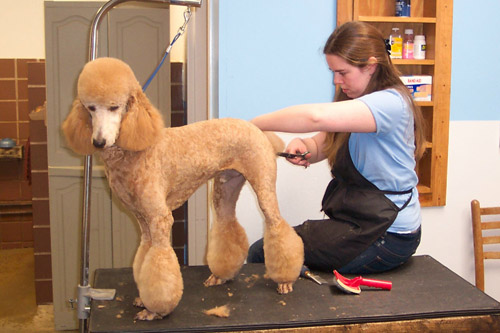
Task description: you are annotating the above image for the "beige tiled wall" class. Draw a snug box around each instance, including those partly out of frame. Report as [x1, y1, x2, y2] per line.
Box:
[0, 58, 52, 304]
[0, 59, 39, 203]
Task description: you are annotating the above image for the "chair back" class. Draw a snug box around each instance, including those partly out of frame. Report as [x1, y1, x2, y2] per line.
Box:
[471, 199, 500, 292]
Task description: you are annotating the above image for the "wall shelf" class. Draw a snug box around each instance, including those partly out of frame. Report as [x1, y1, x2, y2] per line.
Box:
[338, 0, 453, 206]
[358, 16, 437, 23]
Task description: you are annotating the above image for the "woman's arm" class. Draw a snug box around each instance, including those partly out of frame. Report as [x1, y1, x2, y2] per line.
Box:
[251, 99, 376, 134]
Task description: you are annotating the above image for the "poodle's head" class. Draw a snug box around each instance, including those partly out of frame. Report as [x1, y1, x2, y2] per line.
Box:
[62, 57, 165, 155]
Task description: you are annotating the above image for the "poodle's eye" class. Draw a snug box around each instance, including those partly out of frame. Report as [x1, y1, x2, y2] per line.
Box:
[109, 106, 119, 111]
[88, 105, 96, 112]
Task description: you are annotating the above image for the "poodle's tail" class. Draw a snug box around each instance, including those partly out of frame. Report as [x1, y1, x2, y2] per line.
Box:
[264, 132, 285, 154]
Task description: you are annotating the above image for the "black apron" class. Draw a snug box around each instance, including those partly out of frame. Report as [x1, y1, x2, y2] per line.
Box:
[294, 136, 413, 271]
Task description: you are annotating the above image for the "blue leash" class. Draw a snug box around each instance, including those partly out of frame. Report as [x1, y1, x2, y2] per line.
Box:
[142, 7, 192, 92]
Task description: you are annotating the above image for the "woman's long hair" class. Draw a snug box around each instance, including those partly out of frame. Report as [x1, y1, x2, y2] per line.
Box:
[323, 21, 426, 167]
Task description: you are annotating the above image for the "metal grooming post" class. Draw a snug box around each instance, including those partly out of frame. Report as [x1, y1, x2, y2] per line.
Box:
[77, 1, 202, 332]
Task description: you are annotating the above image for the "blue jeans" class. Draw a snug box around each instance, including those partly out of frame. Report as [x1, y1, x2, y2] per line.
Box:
[247, 227, 421, 274]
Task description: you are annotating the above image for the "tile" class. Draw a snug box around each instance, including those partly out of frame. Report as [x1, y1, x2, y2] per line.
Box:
[0, 59, 15, 78]
[171, 111, 185, 127]
[35, 280, 53, 304]
[0, 160, 22, 180]
[22, 221, 34, 242]
[16, 59, 35, 78]
[29, 120, 47, 142]
[0, 123, 17, 140]
[17, 78, 28, 100]
[0, 101, 17, 121]
[172, 221, 185, 247]
[0, 180, 20, 201]
[28, 61, 46, 86]
[32, 199, 50, 226]
[33, 226, 51, 253]
[19, 121, 30, 140]
[171, 85, 183, 111]
[20, 180, 33, 201]
[31, 172, 48, 198]
[174, 247, 184, 265]
[0, 222, 22, 242]
[30, 144, 48, 170]
[171, 62, 183, 84]
[172, 205, 186, 220]
[18, 100, 30, 121]
[34, 253, 52, 279]
[28, 87, 46, 112]
[0, 80, 16, 100]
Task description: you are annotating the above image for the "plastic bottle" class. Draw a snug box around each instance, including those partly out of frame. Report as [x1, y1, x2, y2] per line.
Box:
[414, 35, 426, 60]
[403, 29, 414, 59]
[396, 0, 411, 17]
[389, 27, 403, 59]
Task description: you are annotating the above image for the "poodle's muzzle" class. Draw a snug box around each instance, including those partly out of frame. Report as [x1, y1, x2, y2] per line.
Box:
[83, 101, 127, 149]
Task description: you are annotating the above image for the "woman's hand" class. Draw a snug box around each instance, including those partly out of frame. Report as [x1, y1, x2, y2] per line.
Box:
[285, 138, 312, 168]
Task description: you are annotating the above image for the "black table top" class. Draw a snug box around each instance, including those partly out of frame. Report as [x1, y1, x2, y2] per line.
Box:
[89, 255, 500, 332]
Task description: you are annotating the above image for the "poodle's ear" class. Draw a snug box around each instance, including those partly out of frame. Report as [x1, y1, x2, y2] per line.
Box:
[62, 99, 96, 155]
[116, 88, 165, 151]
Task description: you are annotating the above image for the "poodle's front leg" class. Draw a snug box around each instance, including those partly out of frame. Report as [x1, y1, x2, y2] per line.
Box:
[134, 211, 183, 320]
[132, 234, 151, 309]
[205, 170, 249, 287]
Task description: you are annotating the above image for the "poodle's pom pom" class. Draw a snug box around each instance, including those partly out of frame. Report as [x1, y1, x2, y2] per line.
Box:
[136, 245, 183, 317]
[206, 220, 249, 281]
[62, 99, 96, 155]
[263, 220, 304, 284]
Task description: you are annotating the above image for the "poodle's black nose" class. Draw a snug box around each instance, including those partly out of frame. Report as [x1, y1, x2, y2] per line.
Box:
[93, 139, 106, 148]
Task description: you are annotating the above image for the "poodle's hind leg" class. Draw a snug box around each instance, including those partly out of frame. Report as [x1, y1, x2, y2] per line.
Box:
[134, 211, 183, 320]
[205, 170, 249, 287]
[246, 161, 304, 294]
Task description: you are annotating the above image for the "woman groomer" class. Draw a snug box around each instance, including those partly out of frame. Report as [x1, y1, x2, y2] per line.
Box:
[247, 21, 424, 274]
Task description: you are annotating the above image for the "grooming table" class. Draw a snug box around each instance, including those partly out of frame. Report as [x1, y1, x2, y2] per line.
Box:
[89, 255, 500, 332]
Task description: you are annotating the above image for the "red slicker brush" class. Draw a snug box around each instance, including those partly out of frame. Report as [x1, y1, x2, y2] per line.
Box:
[333, 270, 392, 294]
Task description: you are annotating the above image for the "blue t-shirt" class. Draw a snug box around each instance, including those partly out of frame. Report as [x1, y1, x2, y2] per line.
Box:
[352, 89, 421, 233]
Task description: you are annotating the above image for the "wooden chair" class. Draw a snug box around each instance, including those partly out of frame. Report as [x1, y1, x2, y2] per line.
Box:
[470, 199, 500, 292]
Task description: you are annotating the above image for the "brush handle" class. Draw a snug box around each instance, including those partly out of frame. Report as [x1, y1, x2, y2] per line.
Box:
[359, 278, 392, 290]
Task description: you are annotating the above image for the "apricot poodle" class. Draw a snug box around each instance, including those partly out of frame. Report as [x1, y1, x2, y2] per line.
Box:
[62, 57, 304, 320]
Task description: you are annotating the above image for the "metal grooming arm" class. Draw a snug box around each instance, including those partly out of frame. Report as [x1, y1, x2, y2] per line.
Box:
[76, 1, 202, 332]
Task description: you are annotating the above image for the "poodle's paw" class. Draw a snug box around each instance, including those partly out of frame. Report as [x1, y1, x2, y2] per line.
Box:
[133, 297, 145, 308]
[134, 309, 164, 321]
[203, 274, 227, 287]
[277, 282, 294, 294]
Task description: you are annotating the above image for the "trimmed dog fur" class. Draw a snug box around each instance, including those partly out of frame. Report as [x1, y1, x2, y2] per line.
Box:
[62, 57, 304, 320]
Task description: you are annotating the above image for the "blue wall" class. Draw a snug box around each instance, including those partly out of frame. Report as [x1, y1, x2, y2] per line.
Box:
[218, 0, 500, 121]
[450, 0, 500, 121]
[218, 0, 335, 119]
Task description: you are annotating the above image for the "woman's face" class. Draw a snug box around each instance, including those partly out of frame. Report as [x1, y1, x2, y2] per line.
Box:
[326, 54, 375, 99]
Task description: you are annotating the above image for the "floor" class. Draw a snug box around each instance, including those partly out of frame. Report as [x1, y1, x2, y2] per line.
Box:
[0, 248, 58, 332]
